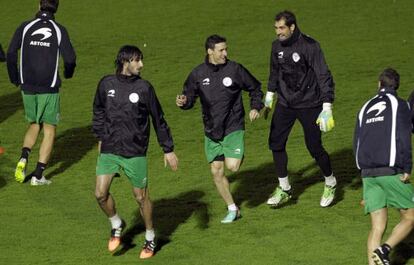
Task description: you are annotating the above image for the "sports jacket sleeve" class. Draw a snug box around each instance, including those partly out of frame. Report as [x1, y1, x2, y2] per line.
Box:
[180, 70, 199, 110]
[267, 42, 279, 93]
[92, 78, 107, 140]
[397, 100, 412, 173]
[237, 64, 264, 111]
[308, 42, 334, 103]
[353, 113, 361, 162]
[407, 90, 414, 133]
[146, 83, 174, 153]
[59, 26, 76, 79]
[0, 44, 5, 62]
[6, 23, 25, 86]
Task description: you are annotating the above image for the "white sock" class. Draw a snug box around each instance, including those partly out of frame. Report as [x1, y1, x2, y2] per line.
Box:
[324, 174, 337, 187]
[145, 229, 155, 241]
[278, 177, 291, 191]
[109, 214, 122, 229]
[227, 203, 238, 211]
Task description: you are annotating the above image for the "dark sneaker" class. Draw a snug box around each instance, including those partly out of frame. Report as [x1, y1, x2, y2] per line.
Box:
[372, 246, 391, 265]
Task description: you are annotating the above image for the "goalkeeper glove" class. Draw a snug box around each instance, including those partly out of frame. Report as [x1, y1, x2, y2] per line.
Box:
[263, 91, 275, 120]
[316, 103, 335, 132]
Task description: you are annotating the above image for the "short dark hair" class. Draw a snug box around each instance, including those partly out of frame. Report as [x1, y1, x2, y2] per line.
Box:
[205, 34, 226, 51]
[115, 45, 143, 76]
[275, 10, 297, 27]
[40, 0, 59, 14]
[379, 68, 400, 90]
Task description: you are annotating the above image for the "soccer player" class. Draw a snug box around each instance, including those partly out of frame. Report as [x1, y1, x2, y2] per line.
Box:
[354, 68, 414, 265]
[265, 10, 337, 207]
[93, 45, 178, 259]
[176, 34, 263, 223]
[7, 0, 76, 185]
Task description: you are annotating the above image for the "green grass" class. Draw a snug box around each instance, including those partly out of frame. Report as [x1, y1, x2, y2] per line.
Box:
[1, 0, 414, 264]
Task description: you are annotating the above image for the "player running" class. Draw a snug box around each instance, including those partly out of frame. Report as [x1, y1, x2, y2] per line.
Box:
[176, 34, 263, 223]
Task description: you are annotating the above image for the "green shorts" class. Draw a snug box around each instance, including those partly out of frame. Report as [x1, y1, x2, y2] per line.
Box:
[96, 153, 148, 188]
[22, 91, 60, 125]
[363, 174, 414, 214]
[204, 130, 244, 163]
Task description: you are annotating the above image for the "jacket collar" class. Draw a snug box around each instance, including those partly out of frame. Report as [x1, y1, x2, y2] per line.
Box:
[205, 55, 227, 72]
[280, 27, 301, 47]
[117, 74, 141, 83]
[378, 87, 397, 96]
[36, 11, 55, 20]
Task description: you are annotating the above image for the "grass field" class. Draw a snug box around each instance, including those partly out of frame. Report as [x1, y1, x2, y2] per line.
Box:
[1, 0, 414, 264]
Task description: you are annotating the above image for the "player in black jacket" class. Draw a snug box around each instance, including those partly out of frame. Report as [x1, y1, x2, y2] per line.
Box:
[354, 68, 414, 265]
[93, 45, 178, 259]
[176, 34, 263, 223]
[265, 11, 337, 208]
[7, 0, 76, 186]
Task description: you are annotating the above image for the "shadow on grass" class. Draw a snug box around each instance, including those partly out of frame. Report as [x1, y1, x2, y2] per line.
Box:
[229, 148, 360, 208]
[46, 125, 96, 179]
[391, 230, 414, 265]
[0, 90, 22, 124]
[113, 190, 209, 256]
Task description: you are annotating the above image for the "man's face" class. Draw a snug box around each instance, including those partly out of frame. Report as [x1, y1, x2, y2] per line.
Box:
[124, 57, 143, 76]
[274, 19, 295, 41]
[208, 42, 227, 65]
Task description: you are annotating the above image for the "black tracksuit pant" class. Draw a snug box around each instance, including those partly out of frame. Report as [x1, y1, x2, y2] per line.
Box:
[269, 102, 332, 179]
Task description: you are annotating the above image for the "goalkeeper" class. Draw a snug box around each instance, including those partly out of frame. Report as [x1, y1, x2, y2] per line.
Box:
[265, 10, 337, 208]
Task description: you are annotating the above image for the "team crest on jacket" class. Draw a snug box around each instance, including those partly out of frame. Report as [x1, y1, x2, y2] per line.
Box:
[129, 93, 139, 103]
[222, 77, 232, 87]
[292, 52, 300, 62]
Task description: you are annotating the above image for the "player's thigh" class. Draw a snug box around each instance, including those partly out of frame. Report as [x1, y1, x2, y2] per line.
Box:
[383, 175, 414, 210]
[95, 173, 117, 196]
[363, 177, 386, 214]
[96, 153, 121, 184]
[222, 130, 244, 161]
[297, 106, 323, 152]
[37, 93, 60, 125]
[269, 103, 296, 150]
[122, 156, 148, 189]
[204, 136, 224, 163]
[21, 91, 38, 123]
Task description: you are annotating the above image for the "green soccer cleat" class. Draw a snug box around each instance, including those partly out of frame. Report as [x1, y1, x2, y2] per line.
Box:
[220, 209, 241, 224]
[15, 159, 27, 183]
[266, 187, 292, 207]
[320, 185, 336, 207]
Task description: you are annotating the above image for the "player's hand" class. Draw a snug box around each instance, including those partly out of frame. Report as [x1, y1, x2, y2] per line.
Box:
[176, 94, 187, 107]
[164, 152, 178, 171]
[316, 103, 335, 132]
[249, 109, 260, 122]
[400, 173, 410, 183]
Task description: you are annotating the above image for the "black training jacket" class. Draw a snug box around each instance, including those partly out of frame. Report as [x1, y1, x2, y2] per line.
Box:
[92, 74, 174, 157]
[0, 44, 5, 62]
[7, 11, 76, 93]
[354, 88, 412, 177]
[180, 58, 263, 141]
[267, 28, 334, 108]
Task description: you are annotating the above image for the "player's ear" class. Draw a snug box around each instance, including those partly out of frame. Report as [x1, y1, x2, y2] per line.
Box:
[290, 23, 296, 32]
[207, 48, 213, 55]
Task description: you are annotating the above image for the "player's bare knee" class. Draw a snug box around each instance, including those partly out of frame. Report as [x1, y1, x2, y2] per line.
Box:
[227, 163, 240, 172]
[134, 193, 146, 205]
[95, 191, 109, 204]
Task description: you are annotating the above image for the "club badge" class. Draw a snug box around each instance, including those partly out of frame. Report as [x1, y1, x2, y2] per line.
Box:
[223, 77, 232, 87]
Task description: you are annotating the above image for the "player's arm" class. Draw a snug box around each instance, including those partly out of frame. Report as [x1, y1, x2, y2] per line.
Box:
[177, 71, 198, 110]
[398, 101, 412, 181]
[310, 43, 335, 132]
[92, 78, 107, 141]
[237, 64, 263, 121]
[265, 42, 280, 109]
[59, 26, 76, 79]
[6, 24, 24, 86]
[146, 83, 178, 171]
